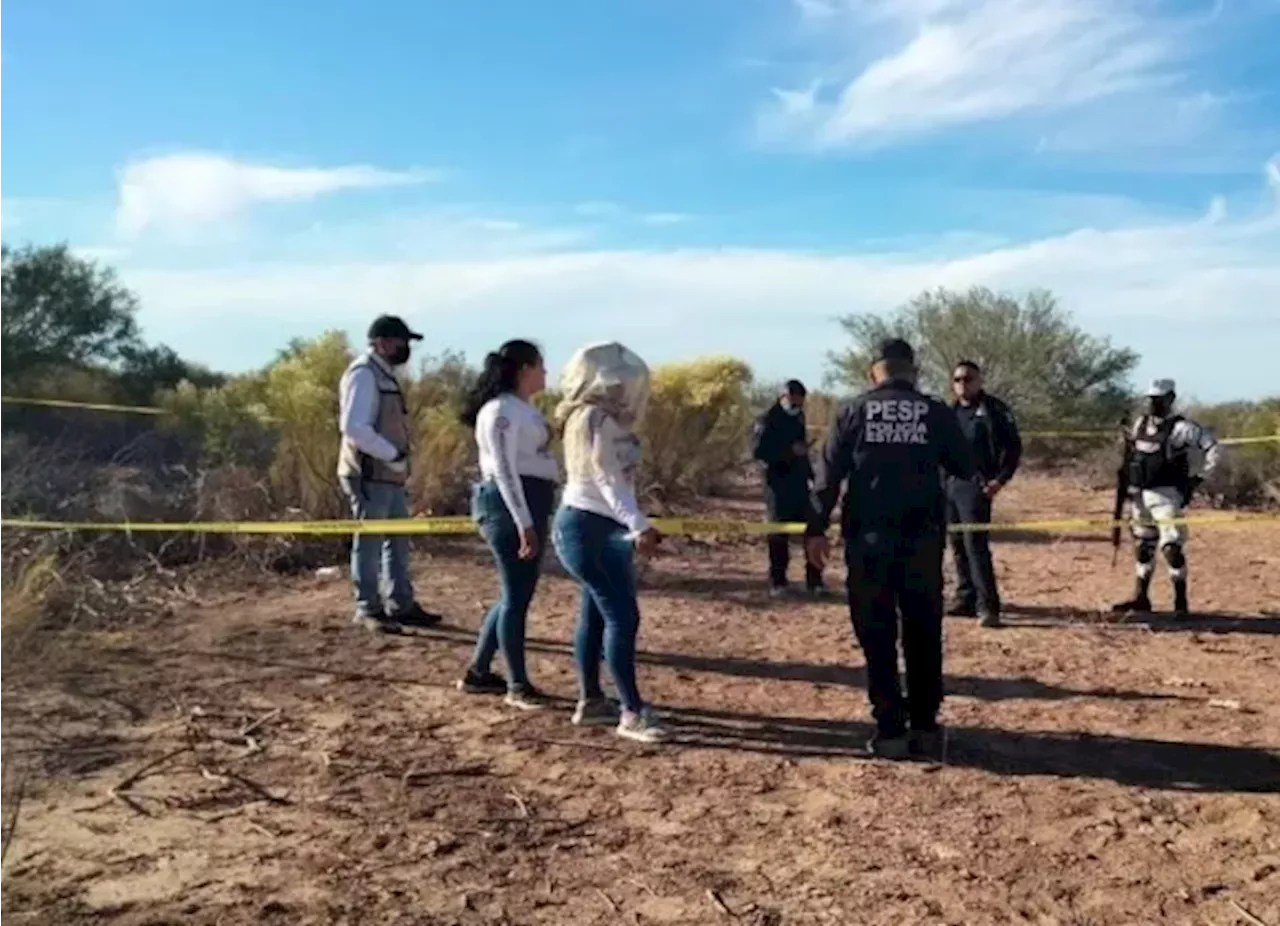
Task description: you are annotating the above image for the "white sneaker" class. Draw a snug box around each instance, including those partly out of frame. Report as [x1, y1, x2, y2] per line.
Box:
[503, 687, 550, 711]
[616, 707, 667, 744]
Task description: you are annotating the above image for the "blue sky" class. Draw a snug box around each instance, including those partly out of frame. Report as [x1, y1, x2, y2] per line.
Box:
[3, 0, 1279, 401]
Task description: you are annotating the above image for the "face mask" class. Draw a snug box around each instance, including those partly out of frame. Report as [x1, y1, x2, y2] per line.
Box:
[1147, 396, 1172, 418]
[783, 404, 802, 416]
[388, 344, 411, 367]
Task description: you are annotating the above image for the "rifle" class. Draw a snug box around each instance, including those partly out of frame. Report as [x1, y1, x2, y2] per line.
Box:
[1111, 428, 1132, 567]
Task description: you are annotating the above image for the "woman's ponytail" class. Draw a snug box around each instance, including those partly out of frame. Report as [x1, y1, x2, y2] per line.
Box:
[458, 340, 542, 426]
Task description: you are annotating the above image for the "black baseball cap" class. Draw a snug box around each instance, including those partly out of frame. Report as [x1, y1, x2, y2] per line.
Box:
[367, 315, 423, 342]
[783, 379, 807, 396]
[874, 338, 915, 364]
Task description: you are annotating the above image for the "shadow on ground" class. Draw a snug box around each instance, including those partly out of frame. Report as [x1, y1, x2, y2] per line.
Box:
[1005, 603, 1278, 635]
[172, 618, 1200, 712]
[80, 629, 1280, 797]
[661, 705, 1280, 794]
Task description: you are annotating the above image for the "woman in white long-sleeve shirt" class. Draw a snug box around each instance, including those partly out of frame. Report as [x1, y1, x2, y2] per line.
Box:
[553, 342, 666, 743]
[456, 340, 560, 710]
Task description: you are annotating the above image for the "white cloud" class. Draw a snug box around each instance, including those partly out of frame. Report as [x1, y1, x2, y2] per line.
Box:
[793, 0, 839, 19]
[641, 212, 694, 226]
[761, 0, 1185, 149]
[119, 163, 1280, 399]
[571, 201, 695, 226]
[115, 152, 436, 238]
[467, 218, 524, 232]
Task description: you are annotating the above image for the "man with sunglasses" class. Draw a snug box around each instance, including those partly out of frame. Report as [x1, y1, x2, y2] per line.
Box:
[946, 361, 1023, 628]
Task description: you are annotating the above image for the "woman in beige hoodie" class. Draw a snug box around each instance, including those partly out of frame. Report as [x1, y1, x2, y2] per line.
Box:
[552, 342, 666, 744]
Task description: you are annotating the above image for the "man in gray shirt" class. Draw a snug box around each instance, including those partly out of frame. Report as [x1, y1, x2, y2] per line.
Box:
[337, 315, 441, 632]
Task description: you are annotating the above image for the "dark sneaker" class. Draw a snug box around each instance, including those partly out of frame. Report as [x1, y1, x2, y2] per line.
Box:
[947, 600, 977, 617]
[1111, 596, 1152, 615]
[978, 610, 1002, 628]
[807, 585, 830, 600]
[909, 726, 946, 760]
[768, 584, 789, 600]
[354, 612, 402, 634]
[389, 602, 443, 629]
[1173, 583, 1190, 617]
[456, 669, 508, 695]
[503, 686, 551, 711]
[866, 733, 910, 760]
[572, 697, 620, 727]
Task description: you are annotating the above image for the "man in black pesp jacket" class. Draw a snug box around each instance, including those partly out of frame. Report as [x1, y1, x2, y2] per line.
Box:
[805, 339, 976, 760]
[752, 380, 824, 597]
[946, 361, 1023, 628]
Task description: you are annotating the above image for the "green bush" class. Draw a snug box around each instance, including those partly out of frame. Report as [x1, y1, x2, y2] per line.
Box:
[639, 357, 755, 499]
[1187, 398, 1280, 507]
[263, 332, 352, 519]
[828, 286, 1138, 433]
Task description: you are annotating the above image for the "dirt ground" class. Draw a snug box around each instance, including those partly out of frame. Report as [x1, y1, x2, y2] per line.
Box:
[2, 474, 1278, 926]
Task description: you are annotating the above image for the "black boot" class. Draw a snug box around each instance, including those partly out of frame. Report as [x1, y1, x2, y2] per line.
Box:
[1112, 575, 1153, 614]
[1173, 579, 1189, 617]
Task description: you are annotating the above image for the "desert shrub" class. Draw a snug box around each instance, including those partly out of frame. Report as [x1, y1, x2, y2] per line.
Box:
[262, 332, 353, 519]
[401, 351, 478, 515]
[1187, 398, 1280, 507]
[160, 376, 276, 469]
[0, 549, 59, 657]
[639, 357, 755, 499]
[408, 405, 476, 515]
[828, 286, 1138, 436]
[155, 339, 496, 518]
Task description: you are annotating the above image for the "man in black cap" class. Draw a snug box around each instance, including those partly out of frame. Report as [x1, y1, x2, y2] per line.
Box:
[337, 315, 442, 632]
[805, 339, 976, 759]
[752, 379, 825, 597]
[946, 360, 1022, 628]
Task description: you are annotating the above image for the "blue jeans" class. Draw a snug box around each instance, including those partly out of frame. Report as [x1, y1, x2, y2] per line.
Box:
[552, 506, 644, 712]
[469, 478, 556, 691]
[339, 476, 414, 618]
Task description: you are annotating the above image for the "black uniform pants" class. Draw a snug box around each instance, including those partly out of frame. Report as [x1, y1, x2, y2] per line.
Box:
[765, 481, 822, 590]
[845, 530, 945, 737]
[946, 478, 1001, 614]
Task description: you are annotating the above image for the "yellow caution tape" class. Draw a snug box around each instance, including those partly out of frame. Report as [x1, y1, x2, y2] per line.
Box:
[1220, 435, 1280, 446]
[1, 396, 165, 415]
[945, 512, 1280, 533]
[3, 512, 1277, 537]
[7, 396, 1278, 446]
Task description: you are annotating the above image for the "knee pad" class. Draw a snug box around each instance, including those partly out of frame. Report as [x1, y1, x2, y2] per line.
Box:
[1161, 543, 1186, 570]
[1135, 539, 1157, 564]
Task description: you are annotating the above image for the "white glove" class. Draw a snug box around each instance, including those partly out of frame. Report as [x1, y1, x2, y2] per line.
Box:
[386, 454, 408, 475]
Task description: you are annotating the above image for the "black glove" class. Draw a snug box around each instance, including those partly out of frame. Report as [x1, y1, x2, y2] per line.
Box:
[1185, 477, 1203, 503]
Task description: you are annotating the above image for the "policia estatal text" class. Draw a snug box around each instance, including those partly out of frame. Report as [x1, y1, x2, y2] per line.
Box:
[805, 339, 975, 760]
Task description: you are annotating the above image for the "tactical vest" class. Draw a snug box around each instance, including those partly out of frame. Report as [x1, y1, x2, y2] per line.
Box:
[1127, 415, 1188, 492]
[337, 356, 410, 485]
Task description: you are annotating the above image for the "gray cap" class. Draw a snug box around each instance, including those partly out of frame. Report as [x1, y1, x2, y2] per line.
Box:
[1145, 378, 1176, 397]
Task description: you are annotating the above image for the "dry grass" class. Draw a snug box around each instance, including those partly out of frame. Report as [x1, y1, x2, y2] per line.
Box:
[0, 551, 59, 657]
